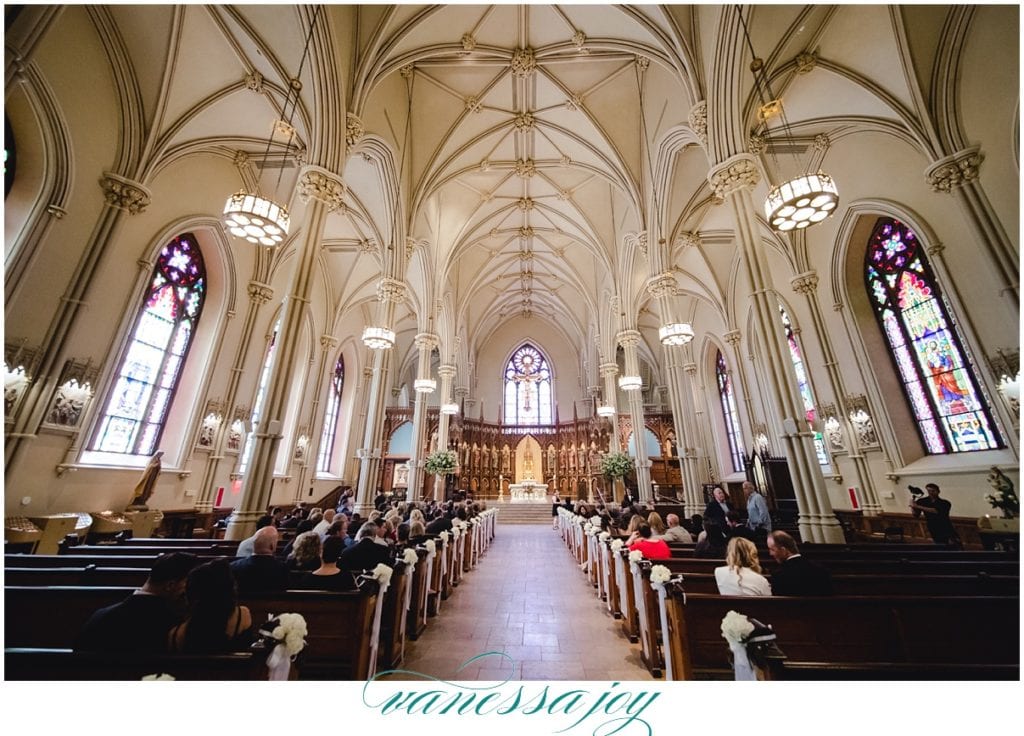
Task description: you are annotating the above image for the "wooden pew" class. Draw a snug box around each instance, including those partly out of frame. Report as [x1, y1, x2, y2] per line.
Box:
[377, 560, 411, 670]
[661, 590, 1019, 680]
[60, 543, 238, 557]
[406, 547, 430, 640]
[6, 554, 161, 568]
[4, 645, 269, 681]
[765, 660, 1019, 681]
[5, 585, 382, 680]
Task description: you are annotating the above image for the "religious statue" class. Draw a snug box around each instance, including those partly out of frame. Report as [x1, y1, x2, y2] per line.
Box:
[472, 443, 481, 468]
[491, 444, 499, 469]
[523, 444, 536, 480]
[547, 444, 557, 470]
[127, 450, 163, 511]
[501, 444, 511, 472]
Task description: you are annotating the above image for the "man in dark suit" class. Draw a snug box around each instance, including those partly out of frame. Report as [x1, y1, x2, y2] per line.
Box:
[339, 522, 393, 572]
[74, 552, 198, 653]
[425, 510, 452, 535]
[725, 510, 758, 543]
[230, 526, 288, 593]
[703, 486, 733, 527]
[767, 530, 833, 596]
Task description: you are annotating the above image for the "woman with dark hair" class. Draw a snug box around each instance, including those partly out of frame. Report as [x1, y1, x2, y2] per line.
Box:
[293, 536, 356, 592]
[167, 559, 252, 653]
[694, 521, 729, 558]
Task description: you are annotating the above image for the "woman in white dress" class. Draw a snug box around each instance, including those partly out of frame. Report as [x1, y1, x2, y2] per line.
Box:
[715, 537, 772, 596]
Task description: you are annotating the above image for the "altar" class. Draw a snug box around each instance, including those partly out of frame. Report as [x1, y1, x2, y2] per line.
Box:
[509, 480, 548, 503]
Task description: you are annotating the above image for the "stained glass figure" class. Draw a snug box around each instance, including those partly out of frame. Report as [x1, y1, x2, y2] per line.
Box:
[93, 234, 205, 454]
[317, 355, 344, 472]
[716, 351, 746, 472]
[865, 218, 999, 453]
[780, 306, 830, 466]
[503, 344, 553, 425]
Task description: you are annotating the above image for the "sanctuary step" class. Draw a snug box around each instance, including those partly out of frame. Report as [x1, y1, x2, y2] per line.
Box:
[489, 501, 552, 525]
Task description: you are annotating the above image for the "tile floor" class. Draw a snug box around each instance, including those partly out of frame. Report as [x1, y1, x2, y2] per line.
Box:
[382, 524, 653, 681]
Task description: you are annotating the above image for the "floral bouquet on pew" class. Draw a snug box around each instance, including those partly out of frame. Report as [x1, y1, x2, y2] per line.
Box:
[259, 612, 308, 680]
[720, 610, 780, 681]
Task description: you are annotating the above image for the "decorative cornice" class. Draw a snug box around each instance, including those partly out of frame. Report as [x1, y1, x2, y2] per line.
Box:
[437, 364, 457, 379]
[683, 362, 697, 376]
[99, 172, 151, 214]
[247, 281, 273, 305]
[790, 270, 819, 295]
[517, 197, 535, 211]
[645, 272, 677, 299]
[414, 332, 440, 350]
[723, 330, 741, 347]
[616, 329, 642, 348]
[677, 231, 701, 249]
[513, 112, 535, 131]
[599, 362, 619, 378]
[244, 70, 264, 92]
[319, 334, 338, 349]
[376, 277, 407, 303]
[571, 30, 587, 52]
[707, 154, 760, 199]
[298, 166, 345, 211]
[925, 145, 983, 193]
[688, 100, 707, 146]
[510, 47, 536, 77]
[514, 159, 537, 178]
[794, 50, 818, 74]
[345, 113, 365, 147]
[461, 34, 476, 52]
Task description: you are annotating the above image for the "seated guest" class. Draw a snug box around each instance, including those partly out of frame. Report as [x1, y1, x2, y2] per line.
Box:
[293, 536, 357, 592]
[715, 537, 772, 596]
[628, 524, 671, 559]
[725, 510, 758, 542]
[407, 520, 429, 547]
[694, 522, 728, 558]
[235, 514, 274, 557]
[646, 512, 666, 536]
[323, 518, 349, 546]
[230, 526, 288, 593]
[767, 531, 833, 596]
[270, 507, 285, 527]
[313, 508, 336, 540]
[661, 514, 694, 544]
[167, 559, 253, 653]
[285, 531, 322, 572]
[339, 522, 393, 572]
[622, 514, 644, 545]
[75, 552, 198, 653]
[688, 514, 704, 540]
[425, 510, 452, 535]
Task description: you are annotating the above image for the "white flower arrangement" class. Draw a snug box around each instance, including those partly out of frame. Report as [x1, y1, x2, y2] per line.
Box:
[628, 549, 643, 563]
[650, 564, 672, 586]
[141, 673, 175, 681]
[402, 547, 419, 566]
[265, 612, 308, 656]
[720, 610, 755, 650]
[579, 562, 588, 571]
[424, 539, 436, 556]
[452, 526, 461, 540]
[610, 539, 624, 552]
[424, 450, 458, 475]
[599, 531, 611, 542]
[369, 563, 394, 588]
[438, 530, 449, 543]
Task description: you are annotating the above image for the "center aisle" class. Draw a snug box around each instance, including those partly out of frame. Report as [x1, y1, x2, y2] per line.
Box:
[384, 524, 652, 680]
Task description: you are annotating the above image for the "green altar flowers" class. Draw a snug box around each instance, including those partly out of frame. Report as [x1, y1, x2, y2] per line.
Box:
[600, 451, 633, 479]
[424, 450, 458, 475]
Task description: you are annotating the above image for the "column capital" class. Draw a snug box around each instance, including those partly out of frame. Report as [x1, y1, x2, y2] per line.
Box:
[677, 231, 701, 249]
[414, 332, 440, 350]
[616, 329, 642, 348]
[599, 362, 619, 378]
[723, 329, 741, 347]
[454, 386, 469, 399]
[707, 154, 760, 199]
[437, 364, 457, 379]
[683, 362, 698, 376]
[376, 277, 407, 303]
[687, 100, 707, 146]
[345, 112, 365, 147]
[247, 281, 274, 305]
[645, 272, 677, 299]
[319, 334, 338, 350]
[790, 270, 819, 295]
[924, 145, 983, 193]
[99, 172, 152, 214]
[298, 165, 345, 211]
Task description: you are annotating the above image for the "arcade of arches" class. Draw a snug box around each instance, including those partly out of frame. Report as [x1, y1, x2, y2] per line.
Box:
[4, 5, 1019, 544]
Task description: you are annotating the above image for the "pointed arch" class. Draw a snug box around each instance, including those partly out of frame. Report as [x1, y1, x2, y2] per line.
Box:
[503, 343, 554, 425]
[716, 349, 746, 473]
[317, 353, 345, 473]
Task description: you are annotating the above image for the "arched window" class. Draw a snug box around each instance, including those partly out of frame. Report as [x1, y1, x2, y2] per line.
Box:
[503, 344, 553, 425]
[92, 234, 205, 455]
[865, 218, 1000, 453]
[716, 351, 746, 472]
[239, 320, 279, 474]
[780, 306, 829, 466]
[317, 355, 344, 472]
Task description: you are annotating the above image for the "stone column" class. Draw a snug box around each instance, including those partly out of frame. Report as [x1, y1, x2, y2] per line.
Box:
[646, 272, 704, 514]
[293, 334, 339, 502]
[226, 166, 344, 539]
[790, 270, 881, 515]
[355, 278, 405, 512]
[408, 332, 439, 495]
[924, 146, 1017, 304]
[708, 154, 842, 542]
[616, 329, 653, 502]
[599, 362, 621, 450]
[195, 281, 274, 511]
[433, 363, 457, 501]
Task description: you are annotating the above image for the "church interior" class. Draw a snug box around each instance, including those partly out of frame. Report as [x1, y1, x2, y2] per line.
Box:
[3, 4, 1020, 686]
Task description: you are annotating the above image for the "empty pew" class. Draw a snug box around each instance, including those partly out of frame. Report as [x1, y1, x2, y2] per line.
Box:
[4, 645, 270, 680]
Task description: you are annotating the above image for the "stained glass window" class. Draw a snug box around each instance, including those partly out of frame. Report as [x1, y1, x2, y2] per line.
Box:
[92, 234, 205, 454]
[780, 306, 829, 466]
[503, 344, 553, 425]
[239, 320, 279, 473]
[716, 351, 746, 472]
[865, 218, 999, 453]
[317, 355, 344, 473]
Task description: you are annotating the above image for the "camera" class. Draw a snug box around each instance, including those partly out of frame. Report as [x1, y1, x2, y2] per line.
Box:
[907, 485, 925, 498]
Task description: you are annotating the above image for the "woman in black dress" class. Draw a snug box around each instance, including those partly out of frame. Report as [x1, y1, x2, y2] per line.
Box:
[551, 493, 561, 529]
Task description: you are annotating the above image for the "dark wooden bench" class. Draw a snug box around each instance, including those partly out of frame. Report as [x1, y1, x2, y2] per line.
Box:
[5, 585, 382, 680]
[60, 544, 238, 557]
[661, 591, 1019, 680]
[764, 660, 1019, 681]
[4, 645, 270, 680]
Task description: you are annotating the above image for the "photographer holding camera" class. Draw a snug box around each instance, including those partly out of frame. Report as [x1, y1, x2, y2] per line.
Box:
[909, 483, 959, 546]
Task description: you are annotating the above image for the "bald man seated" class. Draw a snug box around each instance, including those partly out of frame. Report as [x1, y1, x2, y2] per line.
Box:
[660, 513, 694, 544]
[229, 526, 288, 593]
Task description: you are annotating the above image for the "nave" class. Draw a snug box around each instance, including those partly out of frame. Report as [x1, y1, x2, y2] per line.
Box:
[387, 525, 651, 681]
